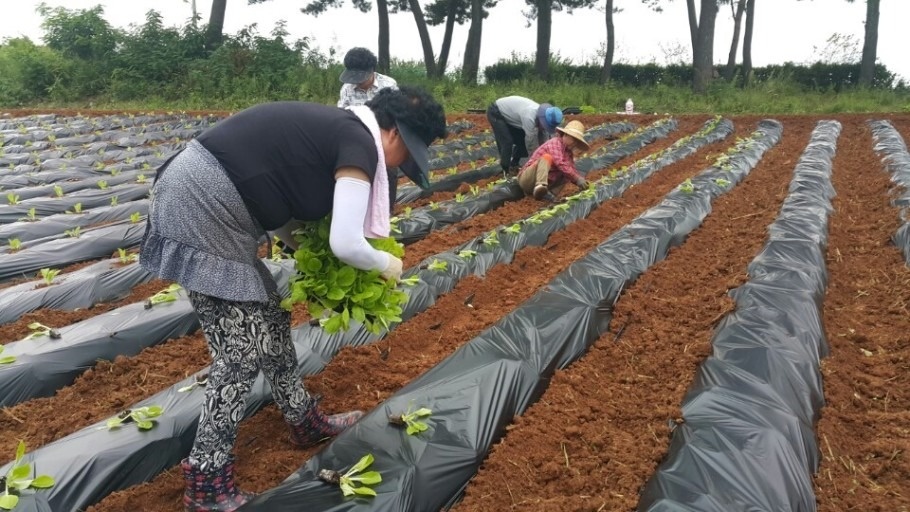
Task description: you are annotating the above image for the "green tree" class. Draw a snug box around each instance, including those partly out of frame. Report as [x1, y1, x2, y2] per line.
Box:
[600, 0, 618, 84]
[798, 0, 881, 87]
[740, 0, 754, 86]
[856, 0, 879, 87]
[526, 0, 598, 80]
[722, 0, 745, 81]
[642, 0, 719, 94]
[287, 0, 394, 73]
[37, 3, 117, 60]
[206, 0, 228, 50]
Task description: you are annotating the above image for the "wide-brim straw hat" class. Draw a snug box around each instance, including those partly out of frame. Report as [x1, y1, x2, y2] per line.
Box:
[556, 120, 590, 151]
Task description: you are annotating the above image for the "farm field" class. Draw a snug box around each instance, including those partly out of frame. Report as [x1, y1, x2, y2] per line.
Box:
[0, 111, 908, 512]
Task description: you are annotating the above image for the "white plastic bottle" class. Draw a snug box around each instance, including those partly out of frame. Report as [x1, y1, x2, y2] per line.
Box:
[625, 98, 634, 115]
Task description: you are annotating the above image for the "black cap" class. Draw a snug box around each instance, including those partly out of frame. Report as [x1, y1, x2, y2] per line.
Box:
[340, 47, 377, 84]
[396, 121, 431, 189]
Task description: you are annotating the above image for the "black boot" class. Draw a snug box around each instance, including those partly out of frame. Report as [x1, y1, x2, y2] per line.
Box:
[288, 398, 363, 448]
[181, 458, 254, 512]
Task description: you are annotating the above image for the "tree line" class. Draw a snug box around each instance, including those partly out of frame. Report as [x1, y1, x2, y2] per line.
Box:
[211, 0, 883, 92]
[0, 0, 892, 106]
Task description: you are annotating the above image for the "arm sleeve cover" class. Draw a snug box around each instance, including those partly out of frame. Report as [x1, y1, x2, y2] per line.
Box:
[329, 177, 392, 272]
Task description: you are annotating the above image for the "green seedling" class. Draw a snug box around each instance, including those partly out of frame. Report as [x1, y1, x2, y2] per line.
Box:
[428, 201, 440, 211]
[110, 196, 119, 207]
[110, 168, 121, 177]
[5, 193, 19, 205]
[317, 454, 381, 497]
[447, 166, 457, 175]
[426, 259, 448, 272]
[714, 178, 731, 187]
[38, 268, 60, 285]
[97, 180, 108, 190]
[177, 373, 209, 393]
[482, 231, 499, 246]
[454, 193, 465, 203]
[399, 275, 420, 286]
[24, 322, 61, 340]
[104, 406, 163, 431]
[53, 185, 63, 198]
[66, 203, 83, 214]
[130, 212, 142, 223]
[8, 239, 22, 252]
[0, 346, 15, 364]
[468, 185, 480, 196]
[679, 178, 695, 194]
[136, 174, 148, 184]
[18, 208, 38, 222]
[64, 227, 81, 238]
[116, 248, 138, 264]
[503, 223, 522, 234]
[457, 249, 477, 259]
[0, 441, 56, 510]
[401, 206, 412, 219]
[388, 403, 432, 435]
[145, 284, 182, 309]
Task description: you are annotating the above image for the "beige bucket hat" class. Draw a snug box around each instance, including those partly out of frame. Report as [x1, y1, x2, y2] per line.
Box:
[556, 120, 590, 151]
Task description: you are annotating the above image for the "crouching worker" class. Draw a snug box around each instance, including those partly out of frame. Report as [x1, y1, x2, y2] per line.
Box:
[517, 120, 591, 203]
[139, 86, 446, 512]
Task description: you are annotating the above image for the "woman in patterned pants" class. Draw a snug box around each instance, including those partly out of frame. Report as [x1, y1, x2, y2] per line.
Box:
[140, 86, 446, 512]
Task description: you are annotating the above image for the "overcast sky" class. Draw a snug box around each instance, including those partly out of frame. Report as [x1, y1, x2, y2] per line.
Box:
[1, 0, 907, 82]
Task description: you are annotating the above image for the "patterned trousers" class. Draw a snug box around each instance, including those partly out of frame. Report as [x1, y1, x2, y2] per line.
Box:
[187, 290, 310, 471]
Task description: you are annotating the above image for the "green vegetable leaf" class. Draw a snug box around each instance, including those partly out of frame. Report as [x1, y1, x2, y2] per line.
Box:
[0, 494, 20, 510]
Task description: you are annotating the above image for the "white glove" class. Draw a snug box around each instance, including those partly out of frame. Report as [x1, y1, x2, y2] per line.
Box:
[380, 254, 403, 281]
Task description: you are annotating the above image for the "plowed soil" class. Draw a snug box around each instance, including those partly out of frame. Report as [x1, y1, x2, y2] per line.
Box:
[1, 113, 908, 512]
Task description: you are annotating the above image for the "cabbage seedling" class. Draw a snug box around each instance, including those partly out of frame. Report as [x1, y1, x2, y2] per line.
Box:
[5, 193, 19, 205]
[97, 180, 108, 190]
[177, 373, 208, 393]
[136, 174, 148, 184]
[503, 223, 522, 234]
[105, 406, 163, 430]
[18, 208, 37, 222]
[0, 441, 55, 510]
[24, 322, 61, 340]
[317, 454, 381, 497]
[388, 403, 432, 435]
[110, 196, 119, 207]
[144, 284, 182, 309]
[426, 259, 447, 272]
[130, 212, 142, 223]
[457, 249, 477, 259]
[117, 248, 138, 264]
[399, 275, 420, 286]
[53, 186, 64, 198]
[38, 268, 60, 286]
[64, 227, 81, 238]
[8, 239, 21, 252]
[66, 203, 83, 214]
[0, 346, 15, 364]
[679, 179, 695, 194]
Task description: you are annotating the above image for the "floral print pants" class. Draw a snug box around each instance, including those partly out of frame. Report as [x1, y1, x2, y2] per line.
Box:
[187, 290, 310, 471]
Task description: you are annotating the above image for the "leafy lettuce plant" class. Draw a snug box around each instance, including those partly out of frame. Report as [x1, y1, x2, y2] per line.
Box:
[105, 406, 163, 431]
[317, 454, 382, 497]
[282, 217, 408, 335]
[0, 441, 55, 510]
[388, 403, 432, 435]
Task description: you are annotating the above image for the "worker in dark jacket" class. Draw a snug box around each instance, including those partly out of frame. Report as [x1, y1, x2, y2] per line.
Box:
[140, 86, 446, 512]
[486, 95, 563, 176]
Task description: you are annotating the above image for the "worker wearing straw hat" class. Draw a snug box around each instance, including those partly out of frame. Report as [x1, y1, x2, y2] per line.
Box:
[517, 119, 591, 203]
